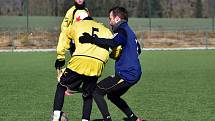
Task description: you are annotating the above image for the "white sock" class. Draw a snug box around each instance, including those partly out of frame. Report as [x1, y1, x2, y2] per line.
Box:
[82, 119, 89, 121]
[53, 110, 61, 119]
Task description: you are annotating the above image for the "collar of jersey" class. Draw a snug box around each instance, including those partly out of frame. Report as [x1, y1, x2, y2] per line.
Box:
[113, 20, 127, 32]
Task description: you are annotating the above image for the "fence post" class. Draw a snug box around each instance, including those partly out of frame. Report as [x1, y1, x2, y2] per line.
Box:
[141, 32, 144, 48]
[24, 0, 29, 44]
[212, 0, 215, 32]
[205, 32, 208, 49]
[27, 0, 29, 34]
[10, 32, 15, 52]
[147, 0, 152, 32]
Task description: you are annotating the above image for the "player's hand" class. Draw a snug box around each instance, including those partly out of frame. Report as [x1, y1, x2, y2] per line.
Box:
[55, 59, 65, 69]
[79, 32, 94, 44]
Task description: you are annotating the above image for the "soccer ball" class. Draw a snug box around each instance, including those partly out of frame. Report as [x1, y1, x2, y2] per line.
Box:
[60, 112, 69, 121]
[109, 45, 122, 60]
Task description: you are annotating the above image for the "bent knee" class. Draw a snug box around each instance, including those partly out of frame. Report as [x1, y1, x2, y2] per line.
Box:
[93, 86, 107, 97]
[107, 94, 119, 101]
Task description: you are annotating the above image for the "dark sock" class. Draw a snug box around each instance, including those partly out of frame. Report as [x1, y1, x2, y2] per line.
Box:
[104, 115, 112, 121]
[108, 95, 137, 121]
[82, 95, 93, 120]
[129, 113, 138, 121]
[93, 90, 112, 121]
[53, 83, 67, 111]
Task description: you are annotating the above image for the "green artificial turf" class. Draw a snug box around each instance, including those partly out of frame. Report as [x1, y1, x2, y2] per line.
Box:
[0, 50, 215, 121]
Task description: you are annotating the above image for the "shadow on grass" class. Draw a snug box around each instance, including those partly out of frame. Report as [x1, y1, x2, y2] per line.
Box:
[92, 118, 147, 121]
[92, 119, 103, 121]
[123, 117, 147, 121]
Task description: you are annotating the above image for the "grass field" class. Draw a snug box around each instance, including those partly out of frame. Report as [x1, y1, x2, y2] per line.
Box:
[0, 16, 213, 32]
[0, 50, 215, 121]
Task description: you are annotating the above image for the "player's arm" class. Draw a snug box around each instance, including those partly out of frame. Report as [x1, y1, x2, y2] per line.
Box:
[79, 29, 126, 48]
[55, 33, 68, 69]
[56, 7, 75, 69]
[61, 8, 75, 32]
[66, 24, 76, 40]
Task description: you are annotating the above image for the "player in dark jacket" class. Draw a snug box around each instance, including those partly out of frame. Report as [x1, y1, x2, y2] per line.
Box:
[79, 6, 143, 121]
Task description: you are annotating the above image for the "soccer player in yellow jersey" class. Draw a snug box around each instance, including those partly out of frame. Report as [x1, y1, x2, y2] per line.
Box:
[55, 0, 89, 70]
[51, 16, 113, 121]
[55, 0, 89, 96]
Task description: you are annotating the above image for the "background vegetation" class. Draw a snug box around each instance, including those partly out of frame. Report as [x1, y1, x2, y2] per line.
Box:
[0, 0, 213, 18]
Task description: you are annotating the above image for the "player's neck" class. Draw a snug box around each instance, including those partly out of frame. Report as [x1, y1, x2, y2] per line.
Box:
[113, 20, 127, 32]
[74, 2, 85, 9]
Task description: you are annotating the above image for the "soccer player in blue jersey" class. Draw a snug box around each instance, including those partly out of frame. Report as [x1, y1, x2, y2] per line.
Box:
[79, 6, 143, 121]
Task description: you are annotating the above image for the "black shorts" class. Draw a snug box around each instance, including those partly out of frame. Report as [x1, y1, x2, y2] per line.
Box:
[59, 68, 98, 97]
[97, 75, 133, 97]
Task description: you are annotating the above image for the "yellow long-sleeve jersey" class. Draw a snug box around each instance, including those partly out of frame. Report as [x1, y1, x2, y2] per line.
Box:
[61, 6, 89, 32]
[66, 19, 113, 77]
[56, 6, 89, 60]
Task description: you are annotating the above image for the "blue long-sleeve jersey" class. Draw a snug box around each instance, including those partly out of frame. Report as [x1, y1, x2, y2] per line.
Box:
[112, 21, 142, 83]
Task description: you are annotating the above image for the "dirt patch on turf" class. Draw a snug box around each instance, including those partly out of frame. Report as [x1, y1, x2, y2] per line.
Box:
[0, 32, 58, 49]
[136, 31, 215, 48]
[0, 31, 215, 49]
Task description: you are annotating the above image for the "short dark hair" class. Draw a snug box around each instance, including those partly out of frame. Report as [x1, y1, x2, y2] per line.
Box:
[109, 6, 128, 21]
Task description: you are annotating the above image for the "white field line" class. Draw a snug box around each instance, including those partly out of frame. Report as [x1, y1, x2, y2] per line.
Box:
[0, 47, 215, 52]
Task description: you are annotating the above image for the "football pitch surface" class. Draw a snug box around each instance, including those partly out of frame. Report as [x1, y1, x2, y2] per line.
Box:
[0, 50, 215, 121]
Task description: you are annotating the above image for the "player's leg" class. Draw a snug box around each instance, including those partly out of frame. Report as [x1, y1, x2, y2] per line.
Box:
[106, 79, 139, 121]
[52, 68, 81, 121]
[93, 76, 122, 121]
[53, 83, 67, 111]
[65, 80, 82, 96]
[81, 76, 98, 121]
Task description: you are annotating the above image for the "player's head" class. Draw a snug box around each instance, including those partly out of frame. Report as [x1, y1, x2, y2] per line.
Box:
[108, 6, 128, 27]
[74, 0, 85, 5]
